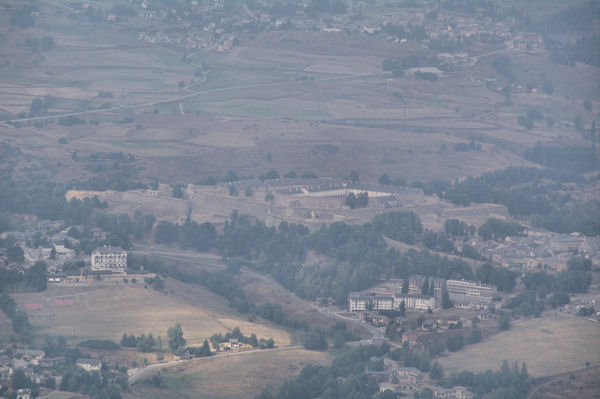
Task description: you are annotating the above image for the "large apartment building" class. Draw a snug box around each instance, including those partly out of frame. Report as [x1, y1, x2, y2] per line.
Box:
[349, 291, 434, 312]
[446, 279, 497, 306]
[395, 294, 436, 311]
[91, 246, 127, 272]
[408, 275, 446, 295]
[350, 276, 498, 312]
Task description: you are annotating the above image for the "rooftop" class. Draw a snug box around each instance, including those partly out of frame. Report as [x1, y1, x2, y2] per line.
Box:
[93, 246, 126, 254]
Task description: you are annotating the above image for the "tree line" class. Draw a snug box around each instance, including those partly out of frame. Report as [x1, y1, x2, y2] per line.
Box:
[425, 166, 598, 237]
[153, 211, 499, 306]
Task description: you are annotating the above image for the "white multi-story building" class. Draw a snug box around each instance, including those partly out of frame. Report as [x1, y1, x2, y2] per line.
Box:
[350, 291, 434, 312]
[446, 279, 497, 306]
[91, 246, 127, 272]
[395, 294, 435, 311]
[349, 292, 368, 312]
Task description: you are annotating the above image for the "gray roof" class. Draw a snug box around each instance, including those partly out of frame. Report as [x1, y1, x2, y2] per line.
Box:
[93, 246, 125, 254]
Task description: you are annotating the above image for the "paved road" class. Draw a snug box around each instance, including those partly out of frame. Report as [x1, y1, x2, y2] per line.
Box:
[3, 72, 378, 125]
[128, 345, 303, 385]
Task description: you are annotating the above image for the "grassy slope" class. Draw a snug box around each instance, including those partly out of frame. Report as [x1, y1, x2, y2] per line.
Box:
[11, 278, 292, 347]
[437, 315, 600, 377]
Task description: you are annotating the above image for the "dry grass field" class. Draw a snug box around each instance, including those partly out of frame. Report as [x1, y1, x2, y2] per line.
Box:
[12, 279, 292, 347]
[437, 315, 600, 377]
[127, 348, 331, 399]
[2, 0, 597, 186]
[528, 366, 600, 399]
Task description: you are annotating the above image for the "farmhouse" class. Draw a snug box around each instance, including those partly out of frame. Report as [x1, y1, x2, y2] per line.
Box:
[91, 246, 127, 272]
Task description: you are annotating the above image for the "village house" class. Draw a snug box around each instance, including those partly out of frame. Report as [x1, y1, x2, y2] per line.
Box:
[396, 367, 423, 392]
[39, 356, 65, 368]
[371, 313, 389, 327]
[76, 358, 102, 372]
[53, 244, 75, 261]
[0, 354, 11, 367]
[91, 246, 127, 272]
[14, 349, 45, 365]
[402, 332, 418, 346]
[434, 386, 475, 399]
[16, 388, 31, 399]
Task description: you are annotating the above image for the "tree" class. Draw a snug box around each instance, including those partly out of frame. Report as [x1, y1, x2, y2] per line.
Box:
[136, 334, 155, 352]
[517, 115, 534, 129]
[222, 170, 239, 182]
[172, 185, 183, 198]
[498, 314, 511, 331]
[430, 362, 443, 380]
[466, 329, 482, 344]
[583, 99, 592, 112]
[200, 339, 211, 356]
[261, 170, 279, 181]
[11, 370, 30, 389]
[542, 79, 554, 94]
[304, 332, 328, 350]
[167, 323, 186, 354]
[441, 287, 453, 309]
[471, 317, 480, 328]
[12, 311, 31, 337]
[348, 171, 359, 182]
[446, 334, 464, 351]
[419, 387, 434, 399]
[284, 171, 297, 179]
[401, 278, 409, 294]
[345, 192, 357, 209]
[378, 174, 392, 185]
[154, 221, 178, 244]
[421, 278, 429, 295]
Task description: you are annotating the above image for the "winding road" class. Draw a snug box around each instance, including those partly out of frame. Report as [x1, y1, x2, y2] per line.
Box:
[126, 244, 384, 384]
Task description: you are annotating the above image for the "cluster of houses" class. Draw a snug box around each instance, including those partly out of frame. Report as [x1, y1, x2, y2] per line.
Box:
[472, 228, 599, 273]
[0, 216, 111, 271]
[0, 348, 104, 395]
[63, 0, 552, 62]
[371, 359, 474, 398]
[349, 275, 497, 313]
